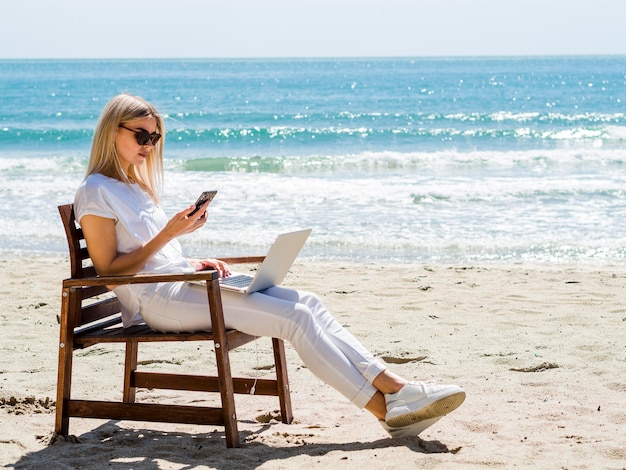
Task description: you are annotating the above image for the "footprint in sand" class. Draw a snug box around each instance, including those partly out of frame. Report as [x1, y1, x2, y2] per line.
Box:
[509, 362, 560, 372]
[381, 355, 428, 364]
[0, 396, 55, 415]
[255, 410, 283, 423]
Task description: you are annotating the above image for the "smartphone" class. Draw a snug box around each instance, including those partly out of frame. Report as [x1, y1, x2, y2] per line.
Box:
[188, 190, 217, 216]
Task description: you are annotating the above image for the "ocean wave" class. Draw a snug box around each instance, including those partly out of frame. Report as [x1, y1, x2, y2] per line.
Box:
[168, 124, 616, 143]
[0, 155, 88, 173]
[0, 127, 93, 147]
[179, 148, 626, 173]
[165, 110, 626, 125]
[2, 123, 622, 154]
[1, 148, 625, 176]
[3, 109, 624, 145]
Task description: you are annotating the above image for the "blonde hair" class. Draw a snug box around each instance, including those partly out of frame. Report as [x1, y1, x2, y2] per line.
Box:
[86, 94, 165, 203]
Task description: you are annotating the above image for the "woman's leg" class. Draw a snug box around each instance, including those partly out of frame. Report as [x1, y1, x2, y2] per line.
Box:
[140, 282, 386, 408]
[262, 288, 466, 428]
[260, 287, 388, 383]
[261, 287, 411, 419]
[140, 282, 465, 433]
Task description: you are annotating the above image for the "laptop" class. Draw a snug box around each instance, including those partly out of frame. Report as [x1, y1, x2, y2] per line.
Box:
[217, 228, 312, 294]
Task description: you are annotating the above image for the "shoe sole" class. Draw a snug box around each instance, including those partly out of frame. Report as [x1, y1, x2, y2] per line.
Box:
[386, 391, 466, 428]
[382, 417, 442, 439]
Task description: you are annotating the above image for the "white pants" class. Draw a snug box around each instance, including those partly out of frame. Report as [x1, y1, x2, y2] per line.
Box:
[138, 282, 387, 409]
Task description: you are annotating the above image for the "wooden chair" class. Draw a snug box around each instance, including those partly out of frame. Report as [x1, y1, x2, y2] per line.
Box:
[55, 204, 293, 448]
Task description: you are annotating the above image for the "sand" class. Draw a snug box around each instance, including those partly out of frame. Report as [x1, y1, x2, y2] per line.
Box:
[1, 255, 625, 469]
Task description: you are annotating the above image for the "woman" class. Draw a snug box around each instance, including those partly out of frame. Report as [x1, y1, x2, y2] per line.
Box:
[74, 94, 465, 439]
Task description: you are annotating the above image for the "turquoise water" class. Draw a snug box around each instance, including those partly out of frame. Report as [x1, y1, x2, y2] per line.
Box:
[2, 57, 626, 263]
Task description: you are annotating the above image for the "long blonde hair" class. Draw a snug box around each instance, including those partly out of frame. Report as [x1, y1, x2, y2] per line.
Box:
[86, 94, 165, 203]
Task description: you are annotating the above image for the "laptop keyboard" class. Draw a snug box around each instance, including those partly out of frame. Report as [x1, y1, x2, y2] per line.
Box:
[220, 273, 253, 288]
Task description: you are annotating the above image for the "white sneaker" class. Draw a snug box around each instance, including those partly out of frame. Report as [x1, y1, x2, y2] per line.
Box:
[385, 381, 465, 428]
[379, 417, 442, 439]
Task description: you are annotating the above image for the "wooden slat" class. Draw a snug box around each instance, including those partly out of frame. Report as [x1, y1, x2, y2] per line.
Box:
[81, 265, 97, 278]
[74, 315, 122, 338]
[81, 284, 110, 299]
[219, 256, 265, 264]
[65, 400, 225, 425]
[75, 327, 254, 346]
[225, 331, 258, 349]
[63, 270, 219, 288]
[133, 372, 280, 396]
[79, 247, 90, 261]
[77, 325, 212, 344]
[80, 298, 121, 325]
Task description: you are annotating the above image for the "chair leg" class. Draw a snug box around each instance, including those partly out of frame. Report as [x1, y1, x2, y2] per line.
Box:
[55, 288, 75, 435]
[55, 338, 72, 435]
[206, 279, 240, 448]
[213, 338, 239, 447]
[123, 341, 138, 403]
[272, 338, 293, 424]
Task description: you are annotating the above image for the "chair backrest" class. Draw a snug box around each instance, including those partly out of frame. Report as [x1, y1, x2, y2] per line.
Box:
[58, 204, 96, 279]
[58, 204, 122, 330]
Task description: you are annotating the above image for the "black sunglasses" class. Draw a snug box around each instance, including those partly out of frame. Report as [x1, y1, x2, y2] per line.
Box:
[119, 124, 162, 146]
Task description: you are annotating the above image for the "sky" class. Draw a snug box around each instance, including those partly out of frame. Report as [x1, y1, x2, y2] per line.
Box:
[1, 0, 623, 59]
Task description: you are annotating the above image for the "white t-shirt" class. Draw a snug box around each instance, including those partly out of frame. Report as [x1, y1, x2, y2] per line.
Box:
[74, 173, 194, 327]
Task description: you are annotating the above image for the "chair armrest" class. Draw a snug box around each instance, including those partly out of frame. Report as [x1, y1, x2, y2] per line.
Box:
[219, 256, 265, 264]
[63, 270, 219, 288]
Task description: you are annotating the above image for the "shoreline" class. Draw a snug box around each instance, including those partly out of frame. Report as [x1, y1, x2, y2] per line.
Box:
[2, 255, 625, 468]
[6, 248, 626, 267]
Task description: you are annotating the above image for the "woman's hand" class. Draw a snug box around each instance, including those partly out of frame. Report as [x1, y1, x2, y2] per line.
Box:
[189, 258, 231, 278]
[162, 201, 210, 238]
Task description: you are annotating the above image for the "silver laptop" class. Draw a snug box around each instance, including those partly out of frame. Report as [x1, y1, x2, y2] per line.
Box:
[218, 228, 312, 294]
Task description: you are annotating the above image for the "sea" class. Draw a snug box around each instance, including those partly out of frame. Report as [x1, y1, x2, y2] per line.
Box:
[1, 56, 626, 264]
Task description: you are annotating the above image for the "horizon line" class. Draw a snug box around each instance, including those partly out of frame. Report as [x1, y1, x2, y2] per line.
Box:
[1, 53, 625, 61]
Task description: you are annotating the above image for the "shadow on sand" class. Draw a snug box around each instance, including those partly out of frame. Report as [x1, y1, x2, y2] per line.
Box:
[9, 420, 461, 469]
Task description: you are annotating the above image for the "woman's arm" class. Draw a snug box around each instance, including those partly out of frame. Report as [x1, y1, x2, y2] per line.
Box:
[80, 202, 210, 276]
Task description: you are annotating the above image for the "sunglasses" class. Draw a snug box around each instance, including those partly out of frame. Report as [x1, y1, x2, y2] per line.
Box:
[119, 124, 162, 146]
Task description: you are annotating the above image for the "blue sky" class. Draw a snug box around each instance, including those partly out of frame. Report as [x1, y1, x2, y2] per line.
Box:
[1, 0, 623, 58]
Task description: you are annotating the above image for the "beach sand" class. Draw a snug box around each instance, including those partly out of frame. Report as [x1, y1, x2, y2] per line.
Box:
[1, 255, 625, 469]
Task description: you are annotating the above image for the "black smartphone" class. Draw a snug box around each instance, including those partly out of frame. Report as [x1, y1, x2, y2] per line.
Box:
[188, 190, 217, 216]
